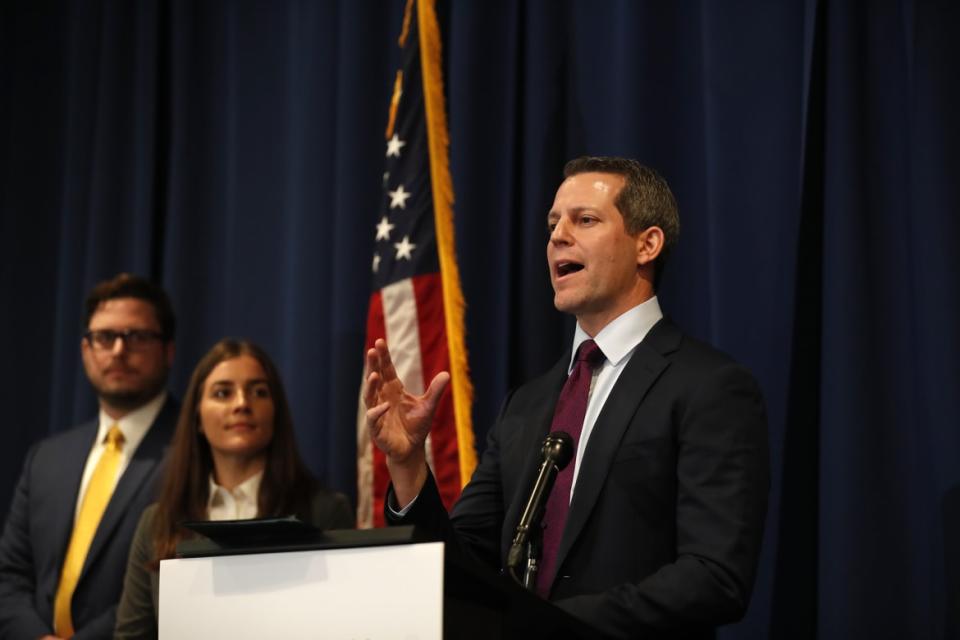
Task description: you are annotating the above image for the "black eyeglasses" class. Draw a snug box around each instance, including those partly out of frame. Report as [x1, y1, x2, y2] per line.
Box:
[84, 329, 165, 351]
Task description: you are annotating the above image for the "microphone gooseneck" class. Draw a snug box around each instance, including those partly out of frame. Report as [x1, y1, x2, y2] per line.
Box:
[505, 431, 574, 589]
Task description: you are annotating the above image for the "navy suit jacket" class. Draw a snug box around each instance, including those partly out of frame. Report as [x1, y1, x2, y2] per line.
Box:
[0, 397, 178, 640]
[390, 318, 769, 639]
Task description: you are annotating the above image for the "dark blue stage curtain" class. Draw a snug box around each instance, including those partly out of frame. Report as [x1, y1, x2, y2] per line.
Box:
[1, 1, 957, 637]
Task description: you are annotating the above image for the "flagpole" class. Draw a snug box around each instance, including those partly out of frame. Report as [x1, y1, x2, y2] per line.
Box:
[417, 0, 477, 485]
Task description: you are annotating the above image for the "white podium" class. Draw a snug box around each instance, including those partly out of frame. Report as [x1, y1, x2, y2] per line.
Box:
[157, 524, 599, 640]
[159, 540, 444, 639]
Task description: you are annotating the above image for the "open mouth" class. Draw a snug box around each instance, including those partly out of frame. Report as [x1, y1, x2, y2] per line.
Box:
[556, 262, 585, 278]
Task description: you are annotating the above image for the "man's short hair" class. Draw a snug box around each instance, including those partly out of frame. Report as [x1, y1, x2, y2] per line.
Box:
[83, 273, 176, 340]
[564, 156, 680, 284]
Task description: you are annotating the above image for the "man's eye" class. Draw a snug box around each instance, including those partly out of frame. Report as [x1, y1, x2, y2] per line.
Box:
[94, 331, 118, 346]
[127, 331, 150, 345]
[87, 330, 116, 346]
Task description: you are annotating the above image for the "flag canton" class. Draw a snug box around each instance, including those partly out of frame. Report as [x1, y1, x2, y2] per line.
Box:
[371, 13, 439, 290]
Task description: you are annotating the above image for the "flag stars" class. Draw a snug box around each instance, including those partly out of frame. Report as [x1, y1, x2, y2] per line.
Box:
[386, 134, 406, 158]
[388, 184, 411, 209]
[394, 235, 416, 260]
[375, 216, 395, 241]
[372, 253, 381, 273]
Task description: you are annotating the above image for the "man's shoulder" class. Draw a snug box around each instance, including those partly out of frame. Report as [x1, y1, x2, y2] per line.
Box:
[673, 332, 743, 368]
[32, 394, 178, 457]
[647, 322, 764, 406]
[647, 317, 749, 369]
[13, 421, 96, 495]
[31, 419, 98, 454]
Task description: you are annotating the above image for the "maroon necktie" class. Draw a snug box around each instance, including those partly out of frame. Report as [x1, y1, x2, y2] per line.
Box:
[536, 339, 605, 597]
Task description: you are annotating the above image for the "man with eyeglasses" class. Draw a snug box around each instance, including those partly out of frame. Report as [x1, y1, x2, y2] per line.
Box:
[0, 273, 178, 640]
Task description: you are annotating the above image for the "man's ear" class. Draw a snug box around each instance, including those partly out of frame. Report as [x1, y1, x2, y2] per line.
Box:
[636, 226, 665, 267]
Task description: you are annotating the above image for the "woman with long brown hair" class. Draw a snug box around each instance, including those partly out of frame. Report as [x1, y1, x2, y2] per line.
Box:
[115, 338, 353, 638]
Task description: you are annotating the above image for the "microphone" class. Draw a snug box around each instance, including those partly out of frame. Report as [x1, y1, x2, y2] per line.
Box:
[505, 431, 575, 589]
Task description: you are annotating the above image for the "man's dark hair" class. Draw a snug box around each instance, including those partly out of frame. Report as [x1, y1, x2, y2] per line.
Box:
[83, 273, 176, 340]
[563, 156, 680, 286]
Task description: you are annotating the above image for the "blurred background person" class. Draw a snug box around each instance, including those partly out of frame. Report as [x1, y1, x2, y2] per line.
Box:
[0, 273, 178, 640]
[114, 338, 353, 639]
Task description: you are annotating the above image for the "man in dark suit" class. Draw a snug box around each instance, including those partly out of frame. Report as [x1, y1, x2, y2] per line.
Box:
[0, 274, 178, 640]
[364, 157, 770, 638]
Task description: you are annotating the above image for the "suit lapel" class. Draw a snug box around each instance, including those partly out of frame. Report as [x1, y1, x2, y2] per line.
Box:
[500, 357, 569, 550]
[556, 318, 681, 570]
[513, 371, 566, 468]
[80, 398, 177, 578]
[49, 422, 100, 563]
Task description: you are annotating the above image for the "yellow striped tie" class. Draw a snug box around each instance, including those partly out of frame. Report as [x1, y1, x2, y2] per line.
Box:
[53, 424, 125, 637]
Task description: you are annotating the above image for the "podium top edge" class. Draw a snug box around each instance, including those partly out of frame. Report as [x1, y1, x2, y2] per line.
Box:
[175, 525, 433, 558]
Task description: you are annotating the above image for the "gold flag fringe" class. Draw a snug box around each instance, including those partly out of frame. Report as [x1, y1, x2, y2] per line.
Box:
[417, 0, 477, 485]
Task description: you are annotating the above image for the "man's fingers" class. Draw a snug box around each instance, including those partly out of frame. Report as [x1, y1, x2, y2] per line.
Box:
[423, 371, 451, 412]
[366, 347, 380, 373]
[365, 401, 390, 427]
[374, 338, 400, 383]
[362, 371, 381, 408]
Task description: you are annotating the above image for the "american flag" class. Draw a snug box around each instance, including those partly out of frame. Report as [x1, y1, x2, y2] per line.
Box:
[356, 0, 475, 528]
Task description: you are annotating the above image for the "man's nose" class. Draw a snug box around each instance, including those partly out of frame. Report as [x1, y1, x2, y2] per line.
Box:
[110, 336, 128, 355]
[550, 217, 572, 244]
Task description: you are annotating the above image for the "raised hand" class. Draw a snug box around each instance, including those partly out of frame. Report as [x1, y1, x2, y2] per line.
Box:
[363, 339, 450, 503]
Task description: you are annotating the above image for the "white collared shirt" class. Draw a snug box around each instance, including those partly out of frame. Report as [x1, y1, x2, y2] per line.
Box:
[567, 297, 663, 495]
[74, 392, 167, 519]
[207, 471, 263, 521]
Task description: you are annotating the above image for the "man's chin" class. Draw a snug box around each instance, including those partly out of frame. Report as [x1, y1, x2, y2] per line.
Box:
[553, 293, 583, 315]
[95, 383, 165, 412]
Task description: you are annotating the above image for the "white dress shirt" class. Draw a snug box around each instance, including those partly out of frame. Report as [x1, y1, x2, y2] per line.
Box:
[74, 392, 167, 519]
[566, 296, 663, 495]
[207, 471, 263, 520]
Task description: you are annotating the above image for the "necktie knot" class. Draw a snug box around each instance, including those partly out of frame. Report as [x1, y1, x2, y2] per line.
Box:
[575, 339, 604, 368]
[106, 424, 125, 451]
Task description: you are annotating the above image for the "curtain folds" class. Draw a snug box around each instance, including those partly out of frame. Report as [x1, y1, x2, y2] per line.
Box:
[2, 1, 957, 636]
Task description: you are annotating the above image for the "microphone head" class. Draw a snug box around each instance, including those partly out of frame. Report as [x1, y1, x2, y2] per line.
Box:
[542, 431, 574, 470]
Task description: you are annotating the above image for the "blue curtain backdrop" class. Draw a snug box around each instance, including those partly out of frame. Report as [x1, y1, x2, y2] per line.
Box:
[1, 1, 958, 638]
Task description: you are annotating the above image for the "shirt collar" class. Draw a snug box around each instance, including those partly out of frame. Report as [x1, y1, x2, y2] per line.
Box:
[569, 297, 664, 373]
[206, 470, 264, 512]
[96, 391, 167, 451]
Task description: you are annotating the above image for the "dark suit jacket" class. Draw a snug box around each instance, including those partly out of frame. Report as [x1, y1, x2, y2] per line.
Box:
[114, 487, 355, 639]
[0, 397, 178, 640]
[390, 318, 769, 639]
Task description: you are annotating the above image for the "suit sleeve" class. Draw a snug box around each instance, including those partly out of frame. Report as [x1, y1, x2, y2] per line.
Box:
[0, 445, 55, 639]
[113, 506, 158, 640]
[386, 392, 513, 571]
[555, 363, 770, 637]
